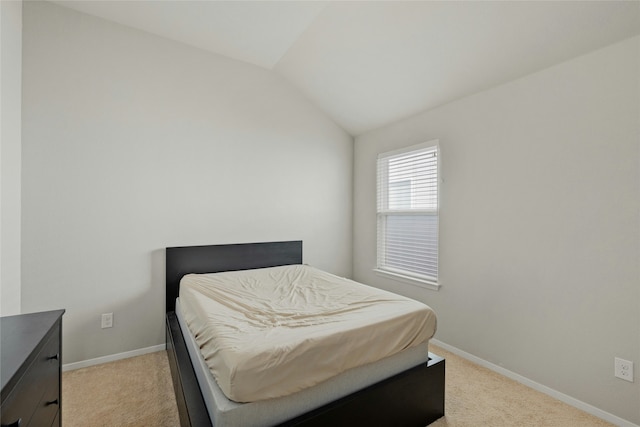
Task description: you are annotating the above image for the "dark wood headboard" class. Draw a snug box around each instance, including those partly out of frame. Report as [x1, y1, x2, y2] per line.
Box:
[165, 240, 303, 312]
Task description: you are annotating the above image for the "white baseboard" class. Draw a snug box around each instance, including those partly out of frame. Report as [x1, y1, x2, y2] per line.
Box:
[430, 339, 638, 427]
[62, 344, 166, 372]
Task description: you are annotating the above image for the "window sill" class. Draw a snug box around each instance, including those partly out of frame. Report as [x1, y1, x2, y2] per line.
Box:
[373, 269, 440, 291]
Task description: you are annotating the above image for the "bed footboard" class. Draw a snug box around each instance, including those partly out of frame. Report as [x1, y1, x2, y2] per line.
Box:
[281, 353, 445, 427]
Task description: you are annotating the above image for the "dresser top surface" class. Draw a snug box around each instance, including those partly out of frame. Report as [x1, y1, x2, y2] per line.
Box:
[1, 309, 65, 394]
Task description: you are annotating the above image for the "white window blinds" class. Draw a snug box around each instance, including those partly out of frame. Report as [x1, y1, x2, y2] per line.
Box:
[376, 141, 439, 285]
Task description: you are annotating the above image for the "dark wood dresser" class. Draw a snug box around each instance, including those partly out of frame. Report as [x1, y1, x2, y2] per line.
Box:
[1, 309, 65, 427]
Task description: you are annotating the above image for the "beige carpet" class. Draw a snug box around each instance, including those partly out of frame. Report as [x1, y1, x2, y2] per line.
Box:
[62, 345, 614, 427]
[428, 345, 613, 427]
[62, 351, 180, 427]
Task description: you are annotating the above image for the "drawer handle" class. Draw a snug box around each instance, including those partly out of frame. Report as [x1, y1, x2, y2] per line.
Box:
[47, 354, 59, 361]
[45, 399, 59, 406]
[1, 418, 22, 427]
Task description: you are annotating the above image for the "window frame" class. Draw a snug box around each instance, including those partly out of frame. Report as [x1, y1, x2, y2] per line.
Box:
[374, 140, 440, 291]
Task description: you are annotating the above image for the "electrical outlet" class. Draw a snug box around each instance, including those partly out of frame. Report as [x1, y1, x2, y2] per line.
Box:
[101, 313, 113, 329]
[615, 357, 633, 382]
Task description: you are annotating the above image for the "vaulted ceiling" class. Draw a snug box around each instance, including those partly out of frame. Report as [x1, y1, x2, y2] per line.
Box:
[51, 1, 640, 136]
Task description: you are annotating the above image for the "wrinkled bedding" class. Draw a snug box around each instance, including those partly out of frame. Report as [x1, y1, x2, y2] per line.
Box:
[179, 264, 437, 402]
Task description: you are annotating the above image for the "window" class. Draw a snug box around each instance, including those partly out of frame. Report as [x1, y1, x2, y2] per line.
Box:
[376, 141, 439, 289]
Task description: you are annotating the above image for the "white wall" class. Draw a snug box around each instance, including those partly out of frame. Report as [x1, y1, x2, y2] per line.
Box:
[354, 36, 640, 424]
[21, 1, 353, 364]
[0, 0, 22, 316]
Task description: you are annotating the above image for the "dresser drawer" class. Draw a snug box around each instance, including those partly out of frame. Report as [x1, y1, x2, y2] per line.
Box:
[0, 326, 60, 427]
[50, 411, 59, 427]
[27, 382, 59, 427]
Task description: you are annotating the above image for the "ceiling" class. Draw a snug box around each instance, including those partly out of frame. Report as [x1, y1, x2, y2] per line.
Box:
[51, 1, 640, 136]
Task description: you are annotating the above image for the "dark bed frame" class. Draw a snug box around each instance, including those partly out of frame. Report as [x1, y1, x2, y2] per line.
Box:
[165, 241, 445, 427]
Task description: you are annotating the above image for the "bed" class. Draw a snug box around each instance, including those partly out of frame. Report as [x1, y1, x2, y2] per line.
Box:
[165, 241, 445, 427]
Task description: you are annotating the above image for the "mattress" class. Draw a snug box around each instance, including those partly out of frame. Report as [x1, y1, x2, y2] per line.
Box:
[179, 264, 437, 403]
[176, 299, 433, 427]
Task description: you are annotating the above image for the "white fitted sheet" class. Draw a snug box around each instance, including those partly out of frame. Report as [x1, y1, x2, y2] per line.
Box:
[176, 299, 432, 427]
[179, 264, 437, 402]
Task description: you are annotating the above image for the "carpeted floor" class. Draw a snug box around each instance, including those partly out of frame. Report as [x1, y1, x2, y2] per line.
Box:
[62, 351, 180, 427]
[62, 345, 614, 427]
[428, 345, 613, 427]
